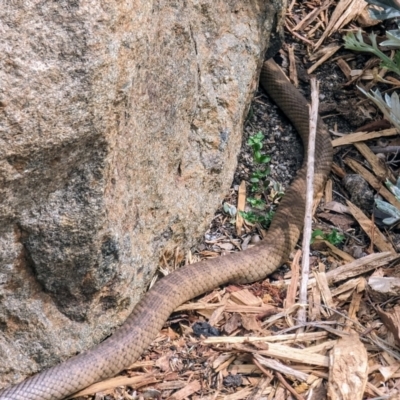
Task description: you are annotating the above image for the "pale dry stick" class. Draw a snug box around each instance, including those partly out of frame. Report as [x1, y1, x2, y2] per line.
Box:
[287, 45, 298, 87]
[251, 356, 273, 380]
[253, 354, 309, 382]
[297, 77, 320, 327]
[203, 331, 328, 345]
[252, 357, 305, 400]
[287, 0, 297, 13]
[252, 356, 305, 400]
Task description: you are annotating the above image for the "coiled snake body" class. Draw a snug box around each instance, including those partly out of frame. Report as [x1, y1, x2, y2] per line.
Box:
[0, 59, 333, 400]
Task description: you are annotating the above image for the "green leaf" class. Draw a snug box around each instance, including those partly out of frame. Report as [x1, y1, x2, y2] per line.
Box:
[311, 229, 344, 245]
[254, 150, 263, 162]
[247, 132, 264, 147]
[247, 197, 266, 209]
[256, 154, 271, 164]
[250, 142, 262, 152]
[239, 211, 258, 224]
[311, 229, 325, 243]
[254, 131, 264, 141]
[326, 229, 345, 246]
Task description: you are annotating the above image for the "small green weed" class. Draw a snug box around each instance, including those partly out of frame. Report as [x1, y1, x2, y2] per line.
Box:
[239, 211, 258, 224]
[247, 197, 267, 210]
[239, 209, 275, 229]
[311, 229, 345, 246]
[246, 132, 271, 193]
[236, 132, 279, 229]
[247, 132, 271, 164]
[223, 132, 282, 229]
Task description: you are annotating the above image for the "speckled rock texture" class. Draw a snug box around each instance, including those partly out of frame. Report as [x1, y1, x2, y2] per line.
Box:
[0, 0, 281, 385]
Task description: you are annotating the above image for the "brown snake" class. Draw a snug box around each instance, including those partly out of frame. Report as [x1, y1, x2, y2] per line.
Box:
[0, 58, 333, 400]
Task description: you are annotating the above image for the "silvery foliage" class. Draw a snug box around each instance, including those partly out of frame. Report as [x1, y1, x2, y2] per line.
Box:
[366, 0, 400, 20]
[349, 0, 400, 225]
[375, 178, 400, 225]
[358, 87, 400, 131]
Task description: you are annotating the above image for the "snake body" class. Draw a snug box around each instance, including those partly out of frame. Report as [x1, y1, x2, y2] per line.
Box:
[0, 59, 333, 400]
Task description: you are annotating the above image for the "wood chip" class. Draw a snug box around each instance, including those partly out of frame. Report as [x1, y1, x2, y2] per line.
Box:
[354, 142, 396, 182]
[332, 128, 398, 147]
[241, 343, 329, 367]
[286, 249, 301, 308]
[344, 157, 400, 210]
[313, 271, 335, 315]
[327, 334, 368, 400]
[314, 0, 368, 50]
[307, 45, 341, 74]
[308, 251, 397, 286]
[346, 200, 396, 253]
[253, 354, 309, 382]
[169, 380, 201, 400]
[230, 288, 262, 306]
[204, 331, 328, 345]
[376, 306, 400, 347]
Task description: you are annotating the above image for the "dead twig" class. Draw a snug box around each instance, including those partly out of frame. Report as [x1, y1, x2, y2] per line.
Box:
[298, 76, 319, 327]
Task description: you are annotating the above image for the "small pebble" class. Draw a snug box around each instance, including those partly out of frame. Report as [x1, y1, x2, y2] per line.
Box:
[250, 234, 261, 244]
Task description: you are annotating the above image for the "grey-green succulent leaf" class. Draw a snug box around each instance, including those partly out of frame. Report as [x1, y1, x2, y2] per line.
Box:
[358, 87, 400, 131]
[366, 0, 400, 20]
[375, 198, 400, 225]
[381, 29, 400, 48]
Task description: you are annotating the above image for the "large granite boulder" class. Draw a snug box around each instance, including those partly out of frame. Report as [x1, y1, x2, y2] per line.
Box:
[0, 0, 281, 385]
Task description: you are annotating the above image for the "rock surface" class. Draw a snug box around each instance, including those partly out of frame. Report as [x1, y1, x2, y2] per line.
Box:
[0, 0, 280, 385]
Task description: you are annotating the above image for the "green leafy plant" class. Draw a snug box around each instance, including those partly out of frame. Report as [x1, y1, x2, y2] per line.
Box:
[247, 132, 272, 193]
[239, 209, 275, 229]
[311, 229, 345, 245]
[235, 132, 278, 229]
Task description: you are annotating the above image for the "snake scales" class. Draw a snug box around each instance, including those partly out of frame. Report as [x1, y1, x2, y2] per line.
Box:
[0, 58, 333, 400]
